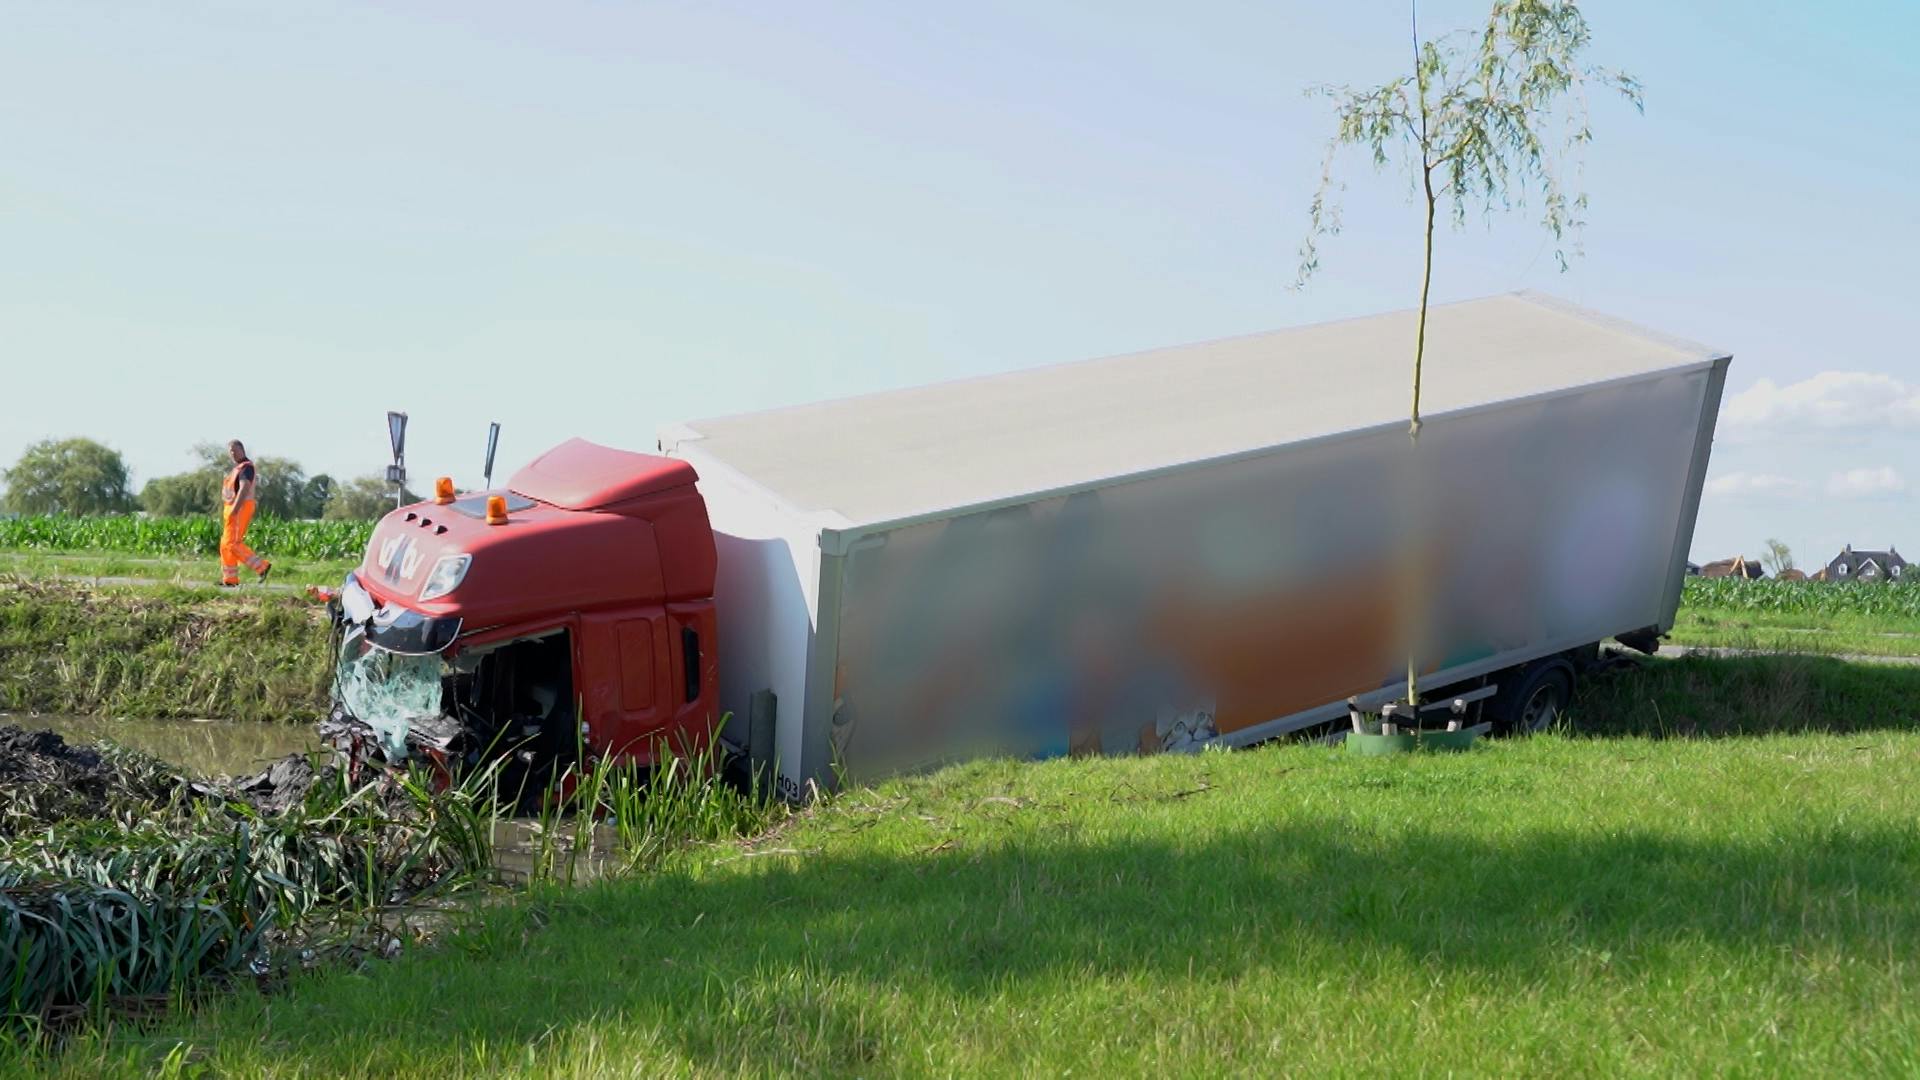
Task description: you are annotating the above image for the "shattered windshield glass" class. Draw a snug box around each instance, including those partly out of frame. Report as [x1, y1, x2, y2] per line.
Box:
[335, 631, 447, 759]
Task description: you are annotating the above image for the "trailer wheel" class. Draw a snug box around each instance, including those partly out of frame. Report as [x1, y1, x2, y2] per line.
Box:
[1490, 659, 1574, 735]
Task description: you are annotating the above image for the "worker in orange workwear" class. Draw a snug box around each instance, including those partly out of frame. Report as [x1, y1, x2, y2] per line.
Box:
[219, 439, 271, 587]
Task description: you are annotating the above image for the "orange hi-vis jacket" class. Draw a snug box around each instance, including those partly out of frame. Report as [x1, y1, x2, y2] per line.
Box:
[222, 458, 253, 509]
[221, 458, 268, 584]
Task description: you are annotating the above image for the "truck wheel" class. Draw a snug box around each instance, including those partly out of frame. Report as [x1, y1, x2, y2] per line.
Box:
[1490, 660, 1574, 735]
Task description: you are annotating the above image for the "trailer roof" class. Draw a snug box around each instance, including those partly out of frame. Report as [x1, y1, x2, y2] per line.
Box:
[663, 292, 1728, 531]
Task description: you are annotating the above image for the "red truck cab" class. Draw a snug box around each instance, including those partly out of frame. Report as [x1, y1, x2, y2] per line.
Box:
[325, 438, 719, 775]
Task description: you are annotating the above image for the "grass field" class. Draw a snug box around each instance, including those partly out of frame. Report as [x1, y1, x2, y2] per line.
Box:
[0, 550, 359, 590]
[18, 654, 1920, 1077]
[1667, 605, 1920, 659]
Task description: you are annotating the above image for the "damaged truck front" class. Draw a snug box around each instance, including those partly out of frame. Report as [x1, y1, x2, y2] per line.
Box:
[323, 439, 721, 785]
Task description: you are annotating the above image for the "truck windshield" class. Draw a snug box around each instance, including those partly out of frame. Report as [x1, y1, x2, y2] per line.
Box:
[335, 631, 447, 759]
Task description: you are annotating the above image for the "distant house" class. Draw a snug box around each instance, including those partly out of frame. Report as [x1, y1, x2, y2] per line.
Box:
[1822, 544, 1909, 583]
[1777, 568, 1808, 582]
[1685, 561, 1702, 577]
[1699, 555, 1765, 580]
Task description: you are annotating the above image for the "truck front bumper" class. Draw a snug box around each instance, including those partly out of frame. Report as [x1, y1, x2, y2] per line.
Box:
[335, 572, 462, 656]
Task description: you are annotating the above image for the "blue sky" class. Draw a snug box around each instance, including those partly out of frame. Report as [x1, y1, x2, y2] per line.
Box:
[2, 1, 1914, 566]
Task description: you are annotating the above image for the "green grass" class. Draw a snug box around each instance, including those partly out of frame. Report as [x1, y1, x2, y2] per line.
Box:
[0, 578, 332, 723]
[1670, 579, 1920, 658]
[1669, 605, 1920, 659]
[0, 516, 373, 562]
[0, 550, 359, 590]
[24, 656, 1920, 1077]
[1571, 650, 1920, 737]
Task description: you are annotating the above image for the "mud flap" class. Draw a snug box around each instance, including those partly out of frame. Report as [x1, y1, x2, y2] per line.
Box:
[1614, 626, 1662, 656]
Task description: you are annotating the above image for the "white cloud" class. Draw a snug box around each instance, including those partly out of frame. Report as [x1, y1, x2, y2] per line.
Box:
[1826, 466, 1908, 499]
[1723, 371, 1920, 435]
[1704, 472, 1808, 499]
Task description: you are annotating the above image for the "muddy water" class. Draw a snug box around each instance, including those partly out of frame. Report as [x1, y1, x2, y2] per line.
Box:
[0, 713, 321, 778]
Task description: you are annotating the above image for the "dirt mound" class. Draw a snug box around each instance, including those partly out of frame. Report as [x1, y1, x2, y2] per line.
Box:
[0, 724, 187, 832]
[0, 724, 108, 783]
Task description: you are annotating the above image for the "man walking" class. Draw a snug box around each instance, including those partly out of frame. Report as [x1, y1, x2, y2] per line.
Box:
[220, 439, 271, 587]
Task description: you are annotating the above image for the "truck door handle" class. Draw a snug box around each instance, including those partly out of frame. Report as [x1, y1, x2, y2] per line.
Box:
[682, 625, 700, 703]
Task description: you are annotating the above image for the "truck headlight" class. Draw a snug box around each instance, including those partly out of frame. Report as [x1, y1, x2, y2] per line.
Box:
[419, 554, 471, 602]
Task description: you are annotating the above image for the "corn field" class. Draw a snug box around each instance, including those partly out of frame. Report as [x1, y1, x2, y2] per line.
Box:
[0, 515, 372, 561]
[1682, 577, 1920, 618]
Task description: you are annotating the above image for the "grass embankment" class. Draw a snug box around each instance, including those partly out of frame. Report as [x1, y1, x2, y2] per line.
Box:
[29, 655, 1920, 1077]
[1578, 649, 1920, 735]
[1668, 577, 1920, 659]
[0, 579, 331, 723]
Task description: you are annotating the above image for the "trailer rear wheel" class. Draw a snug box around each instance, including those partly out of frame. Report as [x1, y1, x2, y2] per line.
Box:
[1490, 659, 1574, 735]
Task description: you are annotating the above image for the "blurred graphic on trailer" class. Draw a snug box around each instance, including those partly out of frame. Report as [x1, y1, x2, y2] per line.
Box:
[826, 368, 1706, 781]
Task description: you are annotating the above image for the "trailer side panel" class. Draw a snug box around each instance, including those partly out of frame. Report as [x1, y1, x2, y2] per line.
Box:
[816, 365, 1714, 783]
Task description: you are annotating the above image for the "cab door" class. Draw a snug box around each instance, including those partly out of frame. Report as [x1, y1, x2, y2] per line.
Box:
[577, 609, 671, 762]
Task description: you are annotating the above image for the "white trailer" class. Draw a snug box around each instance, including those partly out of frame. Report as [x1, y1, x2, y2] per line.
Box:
[660, 292, 1729, 798]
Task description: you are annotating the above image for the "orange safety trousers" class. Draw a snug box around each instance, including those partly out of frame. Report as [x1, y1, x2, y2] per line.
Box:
[221, 499, 268, 584]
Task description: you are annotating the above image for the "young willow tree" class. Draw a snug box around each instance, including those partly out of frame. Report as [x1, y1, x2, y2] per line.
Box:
[1294, 0, 1641, 709]
[1763, 538, 1795, 577]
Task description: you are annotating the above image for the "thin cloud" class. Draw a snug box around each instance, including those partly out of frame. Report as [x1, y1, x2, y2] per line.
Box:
[1826, 466, 1908, 499]
[1704, 471, 1808, 499]
[1723, 371, 1920, 435]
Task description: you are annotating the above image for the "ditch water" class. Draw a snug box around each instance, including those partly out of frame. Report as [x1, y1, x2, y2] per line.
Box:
[0, 713, 320, 777]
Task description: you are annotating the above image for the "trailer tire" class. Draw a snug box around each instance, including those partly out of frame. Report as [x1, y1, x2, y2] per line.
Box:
[1489, 659, 1574, 735]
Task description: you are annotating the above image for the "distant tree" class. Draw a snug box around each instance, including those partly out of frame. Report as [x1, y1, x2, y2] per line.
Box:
[140, 443, 332, 519]
[135, 443, 229, 518]
[253, 456, 312, 520]
[324, 475, 418, 520]
[139, 471, 219, 517]
[300, 474, 335, 519]
[1762, 538, 1795, 576]
[190, 442, 230, 470]
[3, 438, 137, 515]
[1293, 0, 1640, 707]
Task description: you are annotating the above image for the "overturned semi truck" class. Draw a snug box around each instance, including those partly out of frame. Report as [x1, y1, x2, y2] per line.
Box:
[326, 292, 1729, 798]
